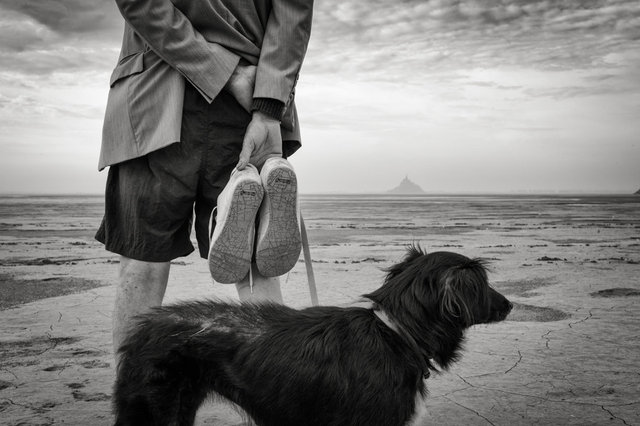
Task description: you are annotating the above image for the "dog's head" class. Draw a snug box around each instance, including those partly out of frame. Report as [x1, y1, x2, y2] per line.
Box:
[364, 246, 512, 370]
[366, 246, 512, 328]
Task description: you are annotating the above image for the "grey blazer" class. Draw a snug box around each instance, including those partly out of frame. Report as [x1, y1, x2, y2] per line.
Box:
[99, 0, 313, 170]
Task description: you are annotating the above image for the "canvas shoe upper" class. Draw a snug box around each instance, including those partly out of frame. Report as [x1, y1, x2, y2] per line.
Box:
[208, 164, 264, 284]
[255, 158, 302, 277]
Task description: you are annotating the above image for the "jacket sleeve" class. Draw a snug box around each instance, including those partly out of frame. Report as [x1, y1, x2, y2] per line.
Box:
[253, 0, 314, 105]
[114, 0, 240, 103]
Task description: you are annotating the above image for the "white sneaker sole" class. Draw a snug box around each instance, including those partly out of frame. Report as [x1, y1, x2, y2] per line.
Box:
[255, 162, 301, 277]
[208, 180, 263, 284]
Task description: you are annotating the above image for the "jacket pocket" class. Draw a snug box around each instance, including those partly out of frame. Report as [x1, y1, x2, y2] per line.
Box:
[109, 51, 144, 87]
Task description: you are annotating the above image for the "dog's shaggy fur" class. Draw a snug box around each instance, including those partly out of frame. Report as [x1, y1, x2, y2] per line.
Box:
[114, 247, 512, 426]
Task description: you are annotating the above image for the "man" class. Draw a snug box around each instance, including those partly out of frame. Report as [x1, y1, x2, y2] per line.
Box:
[95, 0, 314, 355]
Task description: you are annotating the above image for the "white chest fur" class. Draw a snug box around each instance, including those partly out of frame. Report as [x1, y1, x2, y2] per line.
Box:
[406, 389, 429, 426]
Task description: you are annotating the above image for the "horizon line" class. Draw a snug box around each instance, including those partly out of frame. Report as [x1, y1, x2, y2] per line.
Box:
[0, 190, 637, 197]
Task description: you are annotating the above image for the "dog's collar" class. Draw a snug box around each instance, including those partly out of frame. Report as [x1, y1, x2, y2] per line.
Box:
[372, 308, 400, 334]
[371, 305, 431, 379]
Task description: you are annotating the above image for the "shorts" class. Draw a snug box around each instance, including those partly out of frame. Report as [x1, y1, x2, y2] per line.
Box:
[95, 83, 300, 262]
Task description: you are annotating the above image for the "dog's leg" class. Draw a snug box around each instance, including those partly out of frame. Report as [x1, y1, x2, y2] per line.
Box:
[176, 387, 209, 426]
[115, 357, 188, 426]
[116, 359, 218, 425]
[115, 388, 181, 426]
[114, 395, 164, 426]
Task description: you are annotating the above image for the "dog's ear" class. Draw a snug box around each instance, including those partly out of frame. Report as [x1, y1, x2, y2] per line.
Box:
[384, 244, 425, 282]
[439, 259, 488, 326]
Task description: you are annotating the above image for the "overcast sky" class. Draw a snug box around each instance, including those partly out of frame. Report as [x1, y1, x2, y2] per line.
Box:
[0, 0, 638, 194]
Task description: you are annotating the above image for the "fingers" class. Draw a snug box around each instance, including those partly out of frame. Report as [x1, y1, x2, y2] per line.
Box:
[236, 137, 254, 170]
[236, 114, 282, 170]
[236, 65, 256, 112]
[225, 64, 256, 113]
[243, 64, 257, 85]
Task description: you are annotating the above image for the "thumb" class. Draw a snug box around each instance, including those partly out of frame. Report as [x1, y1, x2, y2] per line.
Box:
[236, 135, 254, 170]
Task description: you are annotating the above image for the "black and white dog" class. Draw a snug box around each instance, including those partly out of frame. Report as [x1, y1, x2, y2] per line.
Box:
[114, 247, 512, 426]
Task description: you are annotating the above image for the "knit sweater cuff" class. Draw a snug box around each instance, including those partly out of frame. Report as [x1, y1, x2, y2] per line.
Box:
[251, 98, 285, 121]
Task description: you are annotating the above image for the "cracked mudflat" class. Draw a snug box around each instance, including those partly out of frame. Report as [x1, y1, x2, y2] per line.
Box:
[1, 194, 639, 425]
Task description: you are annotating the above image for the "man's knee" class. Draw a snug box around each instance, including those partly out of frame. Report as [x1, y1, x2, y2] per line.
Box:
[119, 257, 170, 284]
[117, 256, 171, 303]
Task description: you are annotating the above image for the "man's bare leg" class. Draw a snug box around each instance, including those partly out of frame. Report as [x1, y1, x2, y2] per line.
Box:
[112, 256, 170, 364]
[235, 263, 283, 303]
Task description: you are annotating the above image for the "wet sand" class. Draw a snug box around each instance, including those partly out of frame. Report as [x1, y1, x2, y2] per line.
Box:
[1, 194, 639, 425]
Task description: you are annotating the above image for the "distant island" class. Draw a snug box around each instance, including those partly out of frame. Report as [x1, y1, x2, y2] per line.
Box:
[635, 188, 640, 195]
[387, 176, 425, 194]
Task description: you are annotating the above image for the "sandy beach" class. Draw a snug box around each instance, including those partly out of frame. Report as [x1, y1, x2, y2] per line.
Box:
[1, 194, 639, 425]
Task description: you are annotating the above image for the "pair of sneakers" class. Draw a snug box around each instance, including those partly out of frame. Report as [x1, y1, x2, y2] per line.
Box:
[208, 157, 301, 284]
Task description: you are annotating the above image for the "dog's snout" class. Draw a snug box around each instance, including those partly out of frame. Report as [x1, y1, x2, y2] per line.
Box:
[507, 301, 513, 312]
[485, 290, 513, 323]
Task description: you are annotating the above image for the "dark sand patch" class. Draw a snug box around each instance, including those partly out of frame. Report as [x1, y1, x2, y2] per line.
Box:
[65, 383, 85, 390]
[79, 360, 110, 369]
[0, 229, 96, 239]
[42, 364, 68, 372]
[307, 226, 475, 245]
[0, 337, 81, 362]
[493, 277, 556, 298]
[64, 348, 106, 357]
[590, 288, 640, 297]
[351, 257, 385, 263]
[2, 359, 39, 368]
[0, 274, 106, 310]
[508, 302, 570, 322]
[1, 257, 95, 266]
[597, 257, 639, 264]
[71, 391, 111, 402]
[548, 238, 599, 245]
[537, 256, 567, 262]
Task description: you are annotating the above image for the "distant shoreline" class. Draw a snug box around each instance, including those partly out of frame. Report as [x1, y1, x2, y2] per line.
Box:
[0, 192, 637, 198]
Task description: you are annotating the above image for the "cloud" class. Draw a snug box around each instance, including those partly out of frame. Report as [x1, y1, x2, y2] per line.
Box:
[0, 0, 122, 76]
[0, 0, 638, 193]
[0, 0, 121, 35]
[2, 0, 638, 81]
[0, 9, 59, 52]
[0, 90, 105, 123]
[307, 0, 640, 79]
[0, 46, 119, 75]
